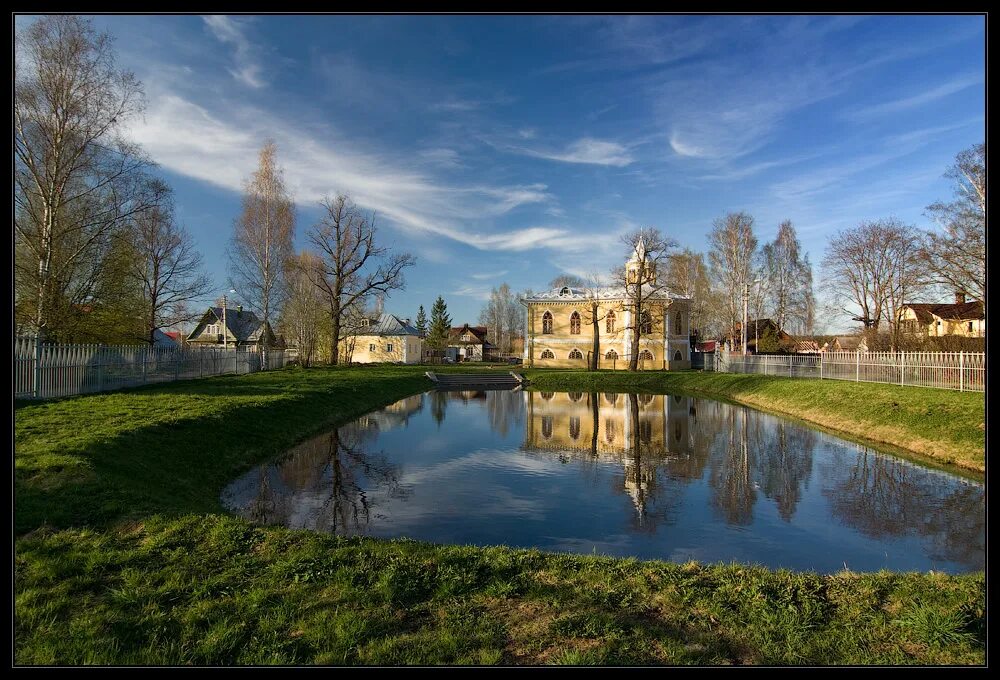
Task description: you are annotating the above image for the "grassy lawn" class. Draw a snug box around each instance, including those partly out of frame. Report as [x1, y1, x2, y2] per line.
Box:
[521, 370, 985, 473]
[14, 364, 985, 665]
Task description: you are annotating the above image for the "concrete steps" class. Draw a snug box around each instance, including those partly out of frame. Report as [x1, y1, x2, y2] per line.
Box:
[426, 371, 527, 390]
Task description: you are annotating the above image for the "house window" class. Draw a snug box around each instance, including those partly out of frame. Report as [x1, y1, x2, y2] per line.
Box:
[605, 418, 617, 443]
[570, 311, 581, 334]
[540, 392, 554, 400]
[674, 311, 682, 335]
[640, 311, 652, 335]
[540, 349, 555, 359]
[639, 393, 654, 406]
[604, 392, 618, 405]
[639, 420, 652, 444]
[369, 343, 376, 352]
[674, 351, 682, 361]
[638, 349, 653, 361]
[542, 311, 553, 334]
[568, 348, 583, 360]
[969, 322, 974, 333]
[463, 334, 473, 341]
[606, 310, 616, 333]
[569, 416, 581, 440]
[568, 392, 583, 401]
[605, 349, 618, 361]
[387, 343, 393, 352]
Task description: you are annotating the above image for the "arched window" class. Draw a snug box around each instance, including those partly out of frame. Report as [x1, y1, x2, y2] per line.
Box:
[638, 349, 654, 361]
[541, 416, 553, 439]
[569, 416, 581, 440]
[540, 392, 554, 400]
[542, 311, 553, 334]
[605, 418, 617, 444]
[568, 391, 583, 402]
[638, 393, 654, 406]
[674, 311, 683, 335]
[570, 311, 581, 334]
[568, 348, 583, 360]
[606, 310, 616, 333]
[605, 349, 618, 361]
[540, 349, 554, 359]
[639, 420, 653, 444]
[604, 392, 618, 405]
[640, 311, 653, 335]
[674, 350, 682, 361]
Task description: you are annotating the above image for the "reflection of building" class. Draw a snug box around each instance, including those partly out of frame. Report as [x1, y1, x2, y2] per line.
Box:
[520, 243, 691, 370]
[358, 393, 424, 430]
[524, 391, 694, 518]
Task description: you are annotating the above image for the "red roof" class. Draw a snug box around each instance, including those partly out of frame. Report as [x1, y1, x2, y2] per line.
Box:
[164, 331, 181, 341]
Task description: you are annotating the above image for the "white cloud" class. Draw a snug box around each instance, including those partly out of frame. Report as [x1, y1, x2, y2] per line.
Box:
[202, 15, 266, 88]
[846, 73, 983, 120]
[128, 91, 564, 254]
[509, 137, 635, 167]
[470, 270, 509, 280]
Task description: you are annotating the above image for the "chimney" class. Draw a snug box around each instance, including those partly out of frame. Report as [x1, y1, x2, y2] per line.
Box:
[375, 294, 384, 317]
[955, 291, 966, 305]
[237, 305, 243, 316]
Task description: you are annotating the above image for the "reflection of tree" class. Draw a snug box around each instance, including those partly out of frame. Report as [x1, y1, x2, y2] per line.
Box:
[242, 423, 404, 536]
[430, 390, 448, 428]
[822, 449, 984, 570]
[487, 389, 524, 437]
[708, 406, 757, 525]
[757, 423, 816, 521]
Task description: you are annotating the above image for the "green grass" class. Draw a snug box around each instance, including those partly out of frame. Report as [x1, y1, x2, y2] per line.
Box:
[14, 364, 985, 665]
[521, 370, 985, 473]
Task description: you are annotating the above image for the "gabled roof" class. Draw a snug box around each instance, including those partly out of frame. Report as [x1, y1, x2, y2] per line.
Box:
[359, 314, 421, 336]
[903, 301, 984, 323]
[449, 324, 495, 348]
[188, 306, 270, 343]
[523, 285, 690, 303]
[833, 335, 866, 350]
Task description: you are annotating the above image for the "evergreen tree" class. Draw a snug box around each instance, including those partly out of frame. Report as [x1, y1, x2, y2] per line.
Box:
[415, 305, 428, 337]
[426, 296, 452, 350]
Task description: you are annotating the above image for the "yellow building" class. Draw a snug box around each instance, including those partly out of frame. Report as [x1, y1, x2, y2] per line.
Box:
[341, 314, 423, 364]
[897, 294, 985, 338]
[521, 247, 692, 370]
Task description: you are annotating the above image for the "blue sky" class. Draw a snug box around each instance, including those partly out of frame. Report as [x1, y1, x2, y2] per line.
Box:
[34, 15, 986, 332]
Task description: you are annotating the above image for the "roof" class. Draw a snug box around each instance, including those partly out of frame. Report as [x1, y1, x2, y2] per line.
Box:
[153, 329, 179, 348]
[834, 336, 865, 350]
[449, 324, 495, 348]
[188, 306, 270, 343]
[522, 285, 690, 303]
[358, 314, 421, 336]
[792, 340, 820, 353]
[903, 301, 984, 323]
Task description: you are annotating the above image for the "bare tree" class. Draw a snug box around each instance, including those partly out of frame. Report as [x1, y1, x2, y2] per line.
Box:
[580, 272, 613, 371]
[548, 273, 587, 289]
[822, 218, 925, 351]
[126, 179, 212, 345]
[307, 194, 414, 364]
[762, 220, 815, 336]
[708, 212, 758, 348]
[664, 248, 724, 341]
[919, 142, 985, 313]
[613, 228, 678, 371]
[229, 140, 296, 359]
[478, 283, 524, 358]
[280, 251, 329, 367]
[14, 16, 151, 341]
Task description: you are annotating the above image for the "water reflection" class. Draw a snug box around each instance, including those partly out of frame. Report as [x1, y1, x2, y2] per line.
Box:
[222, 389, 984, 572]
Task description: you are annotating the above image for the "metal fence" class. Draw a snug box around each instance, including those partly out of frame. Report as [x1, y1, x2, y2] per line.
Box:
[14, 336, 289, 400]
[713, 350, 985, 392]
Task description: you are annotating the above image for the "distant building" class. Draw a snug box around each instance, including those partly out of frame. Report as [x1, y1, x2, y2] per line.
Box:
[187, 306, 276, 349]
[448, 324, 496, 362]
[825, 336, 869, 353]
[723, 318, 793, 354]
[897, 292, 985, 338]
[520, 243, 692, 370]
[342, 314, 423, 364]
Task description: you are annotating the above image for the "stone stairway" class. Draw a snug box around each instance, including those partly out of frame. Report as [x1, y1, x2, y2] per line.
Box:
[426, 371, 527, 390]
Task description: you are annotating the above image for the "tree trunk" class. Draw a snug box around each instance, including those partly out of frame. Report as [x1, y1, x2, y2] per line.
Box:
[629, 297, 641, 372]
[330, 302, 341, 366]
[591, 302, 600, 371]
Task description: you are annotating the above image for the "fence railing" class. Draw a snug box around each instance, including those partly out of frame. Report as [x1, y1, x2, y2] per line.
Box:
[14, 336, 289, 400]
[713, 350, 984, 392]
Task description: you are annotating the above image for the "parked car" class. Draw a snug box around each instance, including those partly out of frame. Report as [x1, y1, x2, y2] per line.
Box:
[506, 357, 522, 365]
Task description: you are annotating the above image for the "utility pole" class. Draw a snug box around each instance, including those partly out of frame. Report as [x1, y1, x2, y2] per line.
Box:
[222, 294, 228, 350]
[742, 282, 749, 356]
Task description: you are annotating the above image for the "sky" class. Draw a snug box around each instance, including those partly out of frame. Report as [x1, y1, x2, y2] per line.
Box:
[19, 14, 985, 332]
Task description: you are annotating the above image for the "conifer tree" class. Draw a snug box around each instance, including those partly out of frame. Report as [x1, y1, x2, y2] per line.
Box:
[415, 305, 428, 337]
[426, 296, 452, 351]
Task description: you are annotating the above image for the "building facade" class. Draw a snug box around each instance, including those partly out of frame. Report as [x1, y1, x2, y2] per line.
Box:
[521, 249, 692, 370]
[897, 294, 985, 338]
[187, 306, 276, 349]
[341, 314, 423, 364]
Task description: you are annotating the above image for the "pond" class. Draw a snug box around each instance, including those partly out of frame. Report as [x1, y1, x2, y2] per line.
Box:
[221, 390, 984, 573]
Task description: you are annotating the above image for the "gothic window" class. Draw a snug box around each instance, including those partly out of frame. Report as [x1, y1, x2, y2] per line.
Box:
[640, 311, 653, 335]
[605, 349, 619, 361]
[639, 420, 653, 444]
[605, 418, 617, 444]
[674, 311, 682, 335]
[674, 350, 682, 361]
[541, 416, 553, 439]
[606, 310, 616, 333]
[638, 349, 654, 361]
[568, 392, 583, 402]
[541, 392, 554, 400]
[569, 417, 581, 440]
[540, 349, 554, 359]
[568, 348, 583, 360]
[570, 311, 581, 334]
[638, 393, 654, 406]
[542, 311, 553, 334]
[604, 392, 618, 405]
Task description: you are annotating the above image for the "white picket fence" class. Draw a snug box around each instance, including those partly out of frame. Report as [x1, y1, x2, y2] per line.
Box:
[14, 336, 289, 400]
[715, 350, 985, 392]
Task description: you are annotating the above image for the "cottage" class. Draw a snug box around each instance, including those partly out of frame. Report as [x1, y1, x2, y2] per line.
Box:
[897, 293, 985, 338]
[187, 305, 276, 349]
[520, 247, 691, 370]
[825, 336, 869, 353]
[341, 314, 423, 364]
[448, 324, 496, 362]
[722, 318, 793, 354]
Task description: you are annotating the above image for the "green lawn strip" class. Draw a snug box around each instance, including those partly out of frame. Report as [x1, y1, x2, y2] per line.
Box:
[14, 515, 984, 665]
[522, 370, 985, 473]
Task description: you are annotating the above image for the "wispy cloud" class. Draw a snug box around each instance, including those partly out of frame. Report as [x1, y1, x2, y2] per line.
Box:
[470, 270, 508, 280]
[128, 90, 567, 254]
[202, 15, 266, 88]
[846, 73, 983, 120]
[502, 137, 635, 167]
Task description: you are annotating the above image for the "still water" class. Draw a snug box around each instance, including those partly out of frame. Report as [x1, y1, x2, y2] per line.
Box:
[221, 390, 984, 573]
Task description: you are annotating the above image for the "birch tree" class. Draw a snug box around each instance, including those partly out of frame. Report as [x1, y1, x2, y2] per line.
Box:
[281, 251, 328, 367]
[708, 212, 758, 345]
[664, 249, 723, 340]
[229, 140, 296, 358]
[762, 220, 815, 336]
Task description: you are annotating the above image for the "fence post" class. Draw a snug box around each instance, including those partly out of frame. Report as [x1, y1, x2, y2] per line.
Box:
[97, 344, 104, 392]
[855, 350, 860, 382]
[789, 356, 792, 378]
[959, 351, 964, 392]
[900, 351, 904, 386]
[820, 352, 824, 380]
[32, 334, 42, 398]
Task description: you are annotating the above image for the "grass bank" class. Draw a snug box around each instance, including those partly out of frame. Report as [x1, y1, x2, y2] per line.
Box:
[14, 365, 985, 665]
[522, 370, 985, 473]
